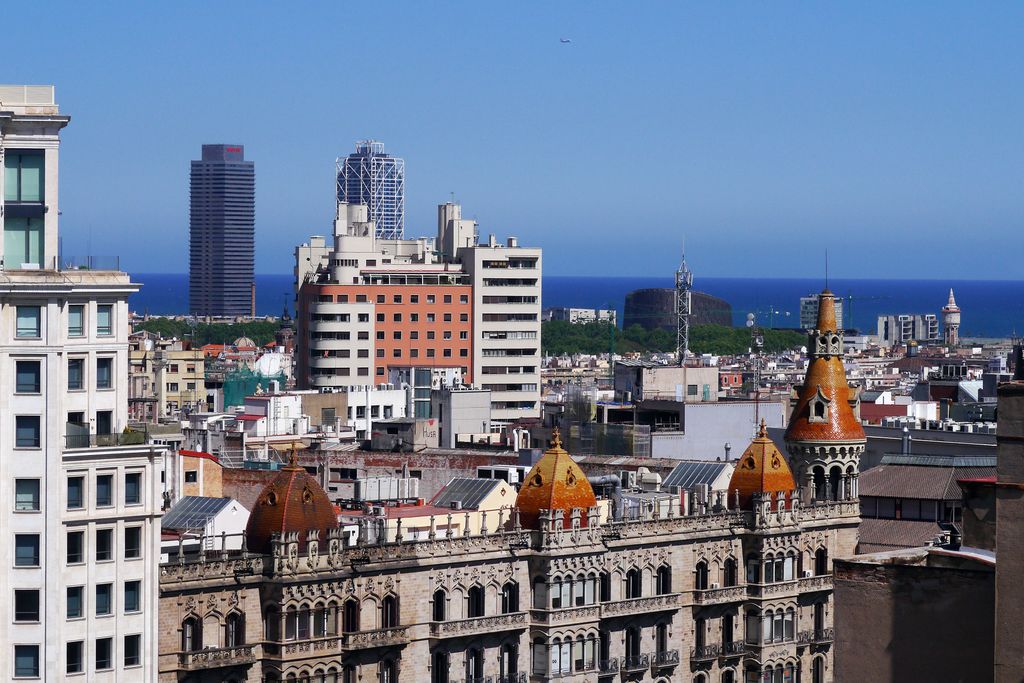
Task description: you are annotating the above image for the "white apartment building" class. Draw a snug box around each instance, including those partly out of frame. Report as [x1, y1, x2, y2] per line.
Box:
[0, 85, 164, 681]
[295, 200, 542, 424]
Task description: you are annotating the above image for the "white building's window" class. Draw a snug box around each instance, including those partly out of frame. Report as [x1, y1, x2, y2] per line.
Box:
[67, 358, 84, 390]
[14, 479, 40, 511]
[15, 306, 40, 338]
[124, 527, 142, 559]
[66, 531, 84, 564]
[66, 586, 84, 619]
[124, 634, 141, 667]
[15, 360, 40, 393]
[14, 589, 39, 622]
[95, 584, 112, 616]
[96, 305, 113, 336]
[95, 529, 113, 562]
[15, 416, 40, 448]
[14, 534, 40, 566]
[96, 357, 113, 389]
[68, 304, 85, 337]
[124, 580, 141, 613]
[95, 475, 113, 507]
[66, 476, 85, 509]
[125, 473, 142, 505]
[95, 637, 112, 670]
[66, 641, 84, 674]
[13, 644, 39, 678]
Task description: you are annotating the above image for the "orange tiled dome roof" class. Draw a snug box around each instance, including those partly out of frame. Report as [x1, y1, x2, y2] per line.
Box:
[515, 429, 597, 529]
[729, 420, 797, 509]
[245, 452, 338, 554]
[785, 290, 866, 443]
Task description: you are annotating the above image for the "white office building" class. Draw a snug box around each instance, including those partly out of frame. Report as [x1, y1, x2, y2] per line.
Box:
[0, 85, 164, 681]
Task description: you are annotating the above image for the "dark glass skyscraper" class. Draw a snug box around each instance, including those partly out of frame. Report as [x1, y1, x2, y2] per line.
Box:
[336, 140, 405, 239]
[189, 144, 254, 317]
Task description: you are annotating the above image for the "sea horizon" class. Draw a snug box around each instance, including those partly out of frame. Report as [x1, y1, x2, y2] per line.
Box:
[128, 273, 1021, 339]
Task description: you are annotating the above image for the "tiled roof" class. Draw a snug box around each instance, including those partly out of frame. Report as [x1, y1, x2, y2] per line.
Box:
[859, 463, 996, 500]
[857, 518, 944, 554]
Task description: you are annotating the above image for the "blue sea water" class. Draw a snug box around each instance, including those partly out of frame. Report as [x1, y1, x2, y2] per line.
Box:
[128, 273, 1023, 339]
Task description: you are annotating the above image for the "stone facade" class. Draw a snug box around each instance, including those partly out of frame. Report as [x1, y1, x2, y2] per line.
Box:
[159, 493, 857, 683]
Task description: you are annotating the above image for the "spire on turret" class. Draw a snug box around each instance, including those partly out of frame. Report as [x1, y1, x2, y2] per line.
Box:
[942, 287, 961, 347]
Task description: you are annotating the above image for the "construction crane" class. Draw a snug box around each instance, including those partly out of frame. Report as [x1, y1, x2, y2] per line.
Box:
[840, 294, 890, 332]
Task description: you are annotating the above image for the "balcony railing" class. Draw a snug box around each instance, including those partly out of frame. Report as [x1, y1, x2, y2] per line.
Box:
[430, 612, 527, 637]
[652, 649, 680, 668]
[622, 654, 650, 672]
[178, 645, 256, 670]
[341, 626, 409, 649]
[746, 580, 799, 599]
[721, 641, 747, 657]
[798, 627, 834, 644]
[693, 585, 746, 605]
[597, 658, 620, 675]
[600, 593, 680, 618]
[798, 574, 833, 591]
[690, 644, 720, 662]
[529, 605, 601, 626]
[65, 430, 147, 449]
[496, 673, 526, 683]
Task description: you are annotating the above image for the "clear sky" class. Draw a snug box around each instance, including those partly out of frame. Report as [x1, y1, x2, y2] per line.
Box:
[6, 2, 1022, 278]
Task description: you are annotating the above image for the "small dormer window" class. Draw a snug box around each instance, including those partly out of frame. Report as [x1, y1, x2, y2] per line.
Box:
[808, 387, 830, 423]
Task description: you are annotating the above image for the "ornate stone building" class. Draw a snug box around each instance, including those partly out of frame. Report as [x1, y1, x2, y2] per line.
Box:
[159, 293, 860, 683]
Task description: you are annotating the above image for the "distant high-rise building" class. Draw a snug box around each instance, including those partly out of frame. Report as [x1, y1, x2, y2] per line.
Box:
[336, 140, 405, 239]
[800, 294, 844, 330]
[189, 144, 255, 317]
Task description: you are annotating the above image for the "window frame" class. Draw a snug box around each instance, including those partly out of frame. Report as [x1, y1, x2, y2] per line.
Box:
[68, 304, 85, 337]
[15, 306, 41, 339]
[14, 415, 41, 449]
[15, 360, 41, 394]
[14, 479, 40, 512]
[96, 304, 113, 336]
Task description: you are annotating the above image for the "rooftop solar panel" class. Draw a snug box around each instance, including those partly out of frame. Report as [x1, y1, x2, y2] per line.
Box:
[431, 478, 499, 510]
[162, 496, 232, 531]
[663, 461, 729, 490]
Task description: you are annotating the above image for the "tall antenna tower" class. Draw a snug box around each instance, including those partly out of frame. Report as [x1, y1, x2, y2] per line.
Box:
[675, 248, 693, 365]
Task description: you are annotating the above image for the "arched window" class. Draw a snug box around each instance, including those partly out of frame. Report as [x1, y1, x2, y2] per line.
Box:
[812, 656, 824, 683]
[264, 607, 280, 641]
[285, 605, 298, 641]
[626, 568, 642, 599]
[467, 585, 485, 618]
[382, 595, 399, 629]
[431, 651, 449, 683]
[722, 613, 734, 647]
[829, 465, 843, 501]
[342, 599, 359, 633]
[433, 589, 447, 621]
[500, 642, 518, 677]
[694, 674, 707, 683]
[813, 467, 827, 502]
[784, 608, 795, 641]
[325, 668, 339, 683]
[695, 560, 709, 590]
[695, 617, 706, 650]
[296, 604, 310, 640]
[763, 554, 775, 584]
[501, 582, 519, 614]
[585, 634, 596, 670]
[746, 554, 760, 584]
[225, 612, 245, 647]
[585, 573, 597, 605]
[656, 565, 672, 594]
[313, 604, 327, 637]
[815, 548, 829, 576]
[573, 573, 586, 606]
[722, 671, 735, 683]
[625, 627, 640, 658]
[466, 647, 484, 681]
[599, 571, 611, 602]
[573, 635, 586, 671]
[531, 637, 547, 675]
[182, 616, 201, 652]
[379, 660, 397, 683]
[723, 558, 737, 587]
[656, 623, 669, 654]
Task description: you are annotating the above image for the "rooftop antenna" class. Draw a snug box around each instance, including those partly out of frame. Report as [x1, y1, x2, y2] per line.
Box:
[675, 242, 693, 366]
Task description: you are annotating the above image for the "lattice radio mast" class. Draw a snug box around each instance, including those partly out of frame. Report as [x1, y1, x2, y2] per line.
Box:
[675, 248, 693, 365]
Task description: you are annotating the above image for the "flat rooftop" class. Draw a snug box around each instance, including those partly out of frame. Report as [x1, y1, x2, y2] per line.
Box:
[0, 85, 59, 115]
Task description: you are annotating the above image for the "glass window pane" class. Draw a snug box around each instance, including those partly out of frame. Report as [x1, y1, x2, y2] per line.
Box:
[15, 416, 40, 447]
[67, 586, 83, 618]
[16, 306, 40, 337]
[15, 534, 39, 566]
[14, 644, 39, 677]
[67, 531, 84, 564]
[96, 475, 112, 506]
[97, 305, 112, 335]
[67, 477, 84, 509]
[96, 358, 112, 388]
[96, 584, 111, 615]
[68, 358, 84, 390]
[18, 154, 43, 202]
[125, 580, 140, 612]
[124, 634, 140, 666]
[16, 361, 40, 393]
[67, 641, 84, 674]
[68, 305, 84, 336]
[125, 473, 141, 505]
[15, 479, 39, 510]
[3, 154, 18, 200]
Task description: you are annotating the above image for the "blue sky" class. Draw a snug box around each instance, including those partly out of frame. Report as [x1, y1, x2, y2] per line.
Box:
[6, 2, 1022, 277]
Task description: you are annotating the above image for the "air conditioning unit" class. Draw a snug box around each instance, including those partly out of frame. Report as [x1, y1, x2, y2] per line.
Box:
[803, 570, 813, 578]
[710, 582, 721, 590]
